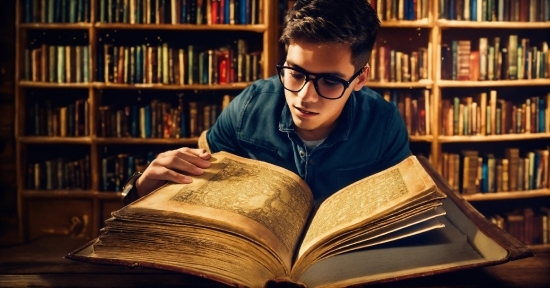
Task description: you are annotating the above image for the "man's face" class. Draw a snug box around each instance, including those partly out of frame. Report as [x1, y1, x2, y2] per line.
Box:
[283, 40, 369, 141]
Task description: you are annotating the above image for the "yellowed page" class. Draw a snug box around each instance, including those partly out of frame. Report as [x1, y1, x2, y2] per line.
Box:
[115, 151, 314, 274]
[297, 156, 443, 262]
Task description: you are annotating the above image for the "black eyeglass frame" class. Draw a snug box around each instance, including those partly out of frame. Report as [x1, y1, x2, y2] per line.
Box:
[276, 64, 365, 100]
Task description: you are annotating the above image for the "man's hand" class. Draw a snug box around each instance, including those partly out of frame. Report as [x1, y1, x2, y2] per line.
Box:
[135, 147, 212, 197]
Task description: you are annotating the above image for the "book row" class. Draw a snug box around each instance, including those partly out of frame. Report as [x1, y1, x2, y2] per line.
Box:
[28, 99, 89, 137]
[23, 0, 91, 23]
[380, 89, 432, 136]
[97, 0, 264, 25]
[24, 45, 91, 83]
[98, 95, 232, 138]
[438, 0, 550, 22]
[369, 46, 429, 83]
[99, 40, 261, 85]
[441, 36, 549, 81]
[22, 0, 263, 25]
[101, 151, 153, 192]
[489, 207, 550, 246]
[371, 0, 429, 21]
[26, 155, 91, 191]
[441, 147, 550, 194]
[440, 92, 550, 136]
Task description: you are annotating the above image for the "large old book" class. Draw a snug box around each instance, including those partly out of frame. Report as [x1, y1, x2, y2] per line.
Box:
[67, 152, 532, 288]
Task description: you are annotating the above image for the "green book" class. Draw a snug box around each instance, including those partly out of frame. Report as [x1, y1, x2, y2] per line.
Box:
[57, 46, 65, 83]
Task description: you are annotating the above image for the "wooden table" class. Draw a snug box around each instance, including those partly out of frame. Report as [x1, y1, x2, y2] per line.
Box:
[1, 236, 549, 287]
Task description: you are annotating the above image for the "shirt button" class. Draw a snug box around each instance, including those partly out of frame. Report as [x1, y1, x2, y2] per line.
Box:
[299, 150, 305, 157]
[308, 159, 315, 165]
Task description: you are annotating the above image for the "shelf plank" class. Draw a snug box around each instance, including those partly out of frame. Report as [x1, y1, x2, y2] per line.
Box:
[409, 135, 433, 142]
[94, 23, 267, 32]
[19, 81, 91, 89]
[381, 19, 431, 28]
[21, 190, 96, 198]
[95, 137, 200, 145]
[92, 82, 251, 90]
[463, 189, 550, 201]
[18, 23, 92, 29]
[439, 133, 550, 143]
[366, 80, 434, 88]
[438, 79, 550, 87]
[18, 136, 92, 144]
[437, 20, 550, 29]
[21, 190, 124, 200]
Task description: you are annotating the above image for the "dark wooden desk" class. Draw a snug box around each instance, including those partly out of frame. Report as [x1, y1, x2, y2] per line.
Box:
[1, 236, 549, 287]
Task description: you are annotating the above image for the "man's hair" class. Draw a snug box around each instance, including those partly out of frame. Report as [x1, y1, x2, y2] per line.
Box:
[279, 0, 381, 71]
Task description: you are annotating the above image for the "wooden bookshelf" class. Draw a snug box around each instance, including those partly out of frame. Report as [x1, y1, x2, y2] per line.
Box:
[14, 0, 550, 247]
[14, 0, 279, 241]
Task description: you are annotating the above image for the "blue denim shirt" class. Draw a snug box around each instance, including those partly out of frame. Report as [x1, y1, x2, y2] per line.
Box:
[206, 76, 411, 203]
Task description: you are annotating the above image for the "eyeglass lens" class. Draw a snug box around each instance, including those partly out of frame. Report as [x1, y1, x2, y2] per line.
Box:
[278, 67, 346, 99]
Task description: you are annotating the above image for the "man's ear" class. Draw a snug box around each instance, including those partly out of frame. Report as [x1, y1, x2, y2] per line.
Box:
[353, 64, 370, 91]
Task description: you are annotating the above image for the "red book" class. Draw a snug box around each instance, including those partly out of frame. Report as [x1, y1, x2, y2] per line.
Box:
[469, 51, 480, 81]
[212, 0, 219, 24]
[218, 48, 230, 84]
[219, 0, 225, 23]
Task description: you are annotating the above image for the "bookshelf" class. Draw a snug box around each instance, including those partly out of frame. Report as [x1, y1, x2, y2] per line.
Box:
[14, 0, 279, 241]
[14, 0, 550, 247]
[353, 0, 550, 247]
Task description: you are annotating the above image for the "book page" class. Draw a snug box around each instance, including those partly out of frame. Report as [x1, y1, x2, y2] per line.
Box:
[296, 156, 444, 262]
[297, 216, 484, 288]
[115, 151, 314, 272]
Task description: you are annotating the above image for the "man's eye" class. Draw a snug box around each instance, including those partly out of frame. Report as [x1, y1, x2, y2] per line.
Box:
[320, 78, 340, 86]
[290, 71, 306, 80]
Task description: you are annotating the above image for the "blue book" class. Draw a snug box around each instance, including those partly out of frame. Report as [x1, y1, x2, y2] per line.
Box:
[24, 0, 32, 23]
[225, 0, 230, 24]
[539, 99, 546, 133]
[481, 162, 488, 193]
[449, 0, 456, 20]
[181, 0, 187, 23]
[470, 0, 477, 21]
[239, 0, 246, 24]
[406, 0, 414, 20]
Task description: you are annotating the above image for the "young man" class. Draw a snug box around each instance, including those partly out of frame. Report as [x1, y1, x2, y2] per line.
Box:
[126, 0, 410, 205]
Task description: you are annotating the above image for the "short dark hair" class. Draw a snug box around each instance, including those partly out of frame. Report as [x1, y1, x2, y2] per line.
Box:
[280, 0, 381, 71]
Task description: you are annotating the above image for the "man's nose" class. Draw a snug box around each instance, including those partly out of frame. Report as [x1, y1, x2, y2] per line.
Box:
[297, 79, 319, 102]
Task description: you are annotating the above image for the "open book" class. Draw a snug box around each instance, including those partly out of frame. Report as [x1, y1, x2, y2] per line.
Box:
[67, 152, 532, 287]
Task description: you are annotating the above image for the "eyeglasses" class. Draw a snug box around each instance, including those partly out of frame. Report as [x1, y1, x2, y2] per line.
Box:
[276, 64, 364, 100]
